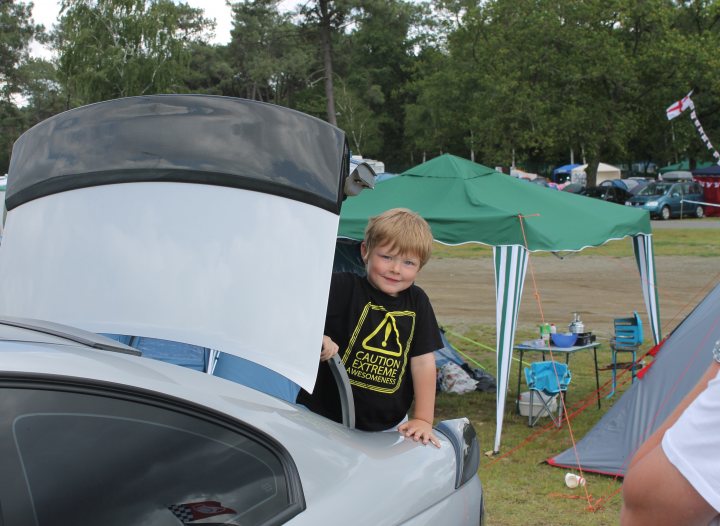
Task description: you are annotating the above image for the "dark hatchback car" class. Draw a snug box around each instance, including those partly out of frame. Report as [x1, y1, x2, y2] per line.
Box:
[584, 185, 633, 205]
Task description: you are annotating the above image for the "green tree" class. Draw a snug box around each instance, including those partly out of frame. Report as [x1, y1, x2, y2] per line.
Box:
[299, 0, 355, 125]
[0, 0, 43, 101]
[226, 0, 314, 106]
[0, 0, 44, 173]
[334, 77, 382, 155]
[54, 0, 212, 106]
[413, 0, 709, 182]
[339, 0, 424, 166]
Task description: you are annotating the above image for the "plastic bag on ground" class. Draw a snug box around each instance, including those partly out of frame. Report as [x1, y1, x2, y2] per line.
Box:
[438, 362, 479, 394]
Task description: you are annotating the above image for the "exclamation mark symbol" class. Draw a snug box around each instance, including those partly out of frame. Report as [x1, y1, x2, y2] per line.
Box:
[382, 322, 391, 347]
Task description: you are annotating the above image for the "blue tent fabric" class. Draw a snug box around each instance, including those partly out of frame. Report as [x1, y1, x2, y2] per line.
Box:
[212, 353, 301, 402]
[102, 334, 209, 371]
[553, 164, 581, 175]
[435, 328, 466, 367]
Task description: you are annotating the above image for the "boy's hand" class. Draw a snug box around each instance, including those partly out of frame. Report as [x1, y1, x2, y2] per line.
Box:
[398, 418, 441, 448]
[320, 335, 339, 361]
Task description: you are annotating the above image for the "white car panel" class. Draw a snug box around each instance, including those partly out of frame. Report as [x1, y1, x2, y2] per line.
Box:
[0, 342, 482, 525]
[0, 183, 337, 391]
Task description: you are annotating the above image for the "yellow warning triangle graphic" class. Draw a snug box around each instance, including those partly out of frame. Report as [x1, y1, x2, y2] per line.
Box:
[362, 313, 403, 357]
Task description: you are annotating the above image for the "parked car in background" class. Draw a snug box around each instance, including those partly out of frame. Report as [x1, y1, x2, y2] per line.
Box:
[658, 170, 693, 182]
[0, 95, 483, 525]
[627, 180, 705, 219]
[584, 185, 634, 205]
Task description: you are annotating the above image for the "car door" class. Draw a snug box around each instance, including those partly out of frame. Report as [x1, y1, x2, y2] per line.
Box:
[667, 183, 683, 216]
[608, 187, 621, 203]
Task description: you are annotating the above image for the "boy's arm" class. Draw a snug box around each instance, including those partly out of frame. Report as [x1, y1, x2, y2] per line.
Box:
[398, 352, 441, 448]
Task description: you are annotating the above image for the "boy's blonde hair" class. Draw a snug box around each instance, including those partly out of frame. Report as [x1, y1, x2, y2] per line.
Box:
[364, 208, 434, 267]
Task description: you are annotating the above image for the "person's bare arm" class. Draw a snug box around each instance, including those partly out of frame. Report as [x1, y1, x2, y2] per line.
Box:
[398, 352, 441, 448]
[621, 362, 720, 525]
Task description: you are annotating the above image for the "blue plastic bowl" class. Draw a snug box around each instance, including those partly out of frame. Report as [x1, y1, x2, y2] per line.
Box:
[551, 332, 578, 348]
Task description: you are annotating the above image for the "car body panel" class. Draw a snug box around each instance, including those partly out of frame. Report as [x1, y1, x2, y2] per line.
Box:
[0, 341, 481, 525]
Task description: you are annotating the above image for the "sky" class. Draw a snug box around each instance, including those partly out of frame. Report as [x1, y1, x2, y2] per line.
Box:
[28, 0, 302, 59]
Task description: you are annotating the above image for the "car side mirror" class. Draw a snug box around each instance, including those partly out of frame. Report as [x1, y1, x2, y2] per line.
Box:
[344, 162, 376, 197]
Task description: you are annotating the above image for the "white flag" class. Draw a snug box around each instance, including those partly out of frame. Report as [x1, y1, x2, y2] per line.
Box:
[666, 91, 694, 120]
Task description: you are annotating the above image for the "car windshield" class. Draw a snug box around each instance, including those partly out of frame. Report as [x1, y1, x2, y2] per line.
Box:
[637, 182, 672, 196]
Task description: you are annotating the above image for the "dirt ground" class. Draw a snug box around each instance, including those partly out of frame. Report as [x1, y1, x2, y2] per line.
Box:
[416, 253, 717, 341]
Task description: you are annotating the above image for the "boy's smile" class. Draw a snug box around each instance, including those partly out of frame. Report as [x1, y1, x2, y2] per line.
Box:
[362, 242, 421, 297]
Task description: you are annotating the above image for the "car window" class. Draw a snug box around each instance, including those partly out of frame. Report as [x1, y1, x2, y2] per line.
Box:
[0, 383, 304, 526]
[638, 182, 671, 196]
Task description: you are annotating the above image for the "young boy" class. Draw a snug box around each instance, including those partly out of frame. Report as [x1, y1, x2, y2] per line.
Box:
[297, 208, 443, 447]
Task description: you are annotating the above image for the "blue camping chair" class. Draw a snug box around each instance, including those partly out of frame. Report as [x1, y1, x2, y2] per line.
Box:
[524, 361, 572, 427]
[607, 311, 643, 398]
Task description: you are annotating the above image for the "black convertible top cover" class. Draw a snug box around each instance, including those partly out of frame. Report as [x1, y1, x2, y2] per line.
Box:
[7, 94, 348, 213]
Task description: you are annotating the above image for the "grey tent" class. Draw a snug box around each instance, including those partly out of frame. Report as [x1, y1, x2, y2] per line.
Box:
[548, 281, 720, 476]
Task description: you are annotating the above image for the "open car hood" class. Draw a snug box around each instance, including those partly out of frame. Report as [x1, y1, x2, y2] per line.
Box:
[0, 95, 350, 391]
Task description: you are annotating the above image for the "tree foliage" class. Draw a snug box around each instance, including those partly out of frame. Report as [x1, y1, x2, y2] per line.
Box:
[2, 0, 720, 176]
[54, 0, 212, 105]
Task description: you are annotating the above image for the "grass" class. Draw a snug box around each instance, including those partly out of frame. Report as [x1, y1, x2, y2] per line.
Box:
[435, 325, 650, 525]
[427, 224, 720, 525]
[431, 223, 720, 259]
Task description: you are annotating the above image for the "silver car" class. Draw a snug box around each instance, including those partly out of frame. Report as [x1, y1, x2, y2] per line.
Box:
[0, 95, 483, 525]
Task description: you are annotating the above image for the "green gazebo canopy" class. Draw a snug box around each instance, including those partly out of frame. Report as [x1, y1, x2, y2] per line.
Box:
[339, 154, 651, 250]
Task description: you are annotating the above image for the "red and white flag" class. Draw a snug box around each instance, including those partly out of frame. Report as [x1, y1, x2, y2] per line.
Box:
[666, 91, 693, 120]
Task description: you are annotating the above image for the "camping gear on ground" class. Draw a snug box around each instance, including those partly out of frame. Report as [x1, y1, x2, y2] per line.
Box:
[462, 363, 497, 392]
[338, 153, 661, 453]
[551, 332, 578, 348]
[606, 311, 644, 398]
[439, 362, 479, 394]
[564, 473, 586, 489]
[518, 391, 557, 418]
[549, 281, 720, 476]
[539, 323, 551, 341]
[523, 361, 571, 427]
[516, 341, 601, 410]
[435, 329, 497, 394]
[574, 332, 596, 346]
[568, 312, 585, 334]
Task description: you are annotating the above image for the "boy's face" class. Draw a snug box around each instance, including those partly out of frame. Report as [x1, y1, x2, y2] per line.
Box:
[361, 241, 421, 297]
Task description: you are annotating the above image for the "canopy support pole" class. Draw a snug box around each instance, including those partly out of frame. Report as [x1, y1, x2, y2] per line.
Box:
[633, 233, 662, 345]
[492, 245, 529, 453]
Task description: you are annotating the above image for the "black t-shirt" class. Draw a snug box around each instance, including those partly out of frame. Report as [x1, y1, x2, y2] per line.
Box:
[297, 272, 442, 431]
